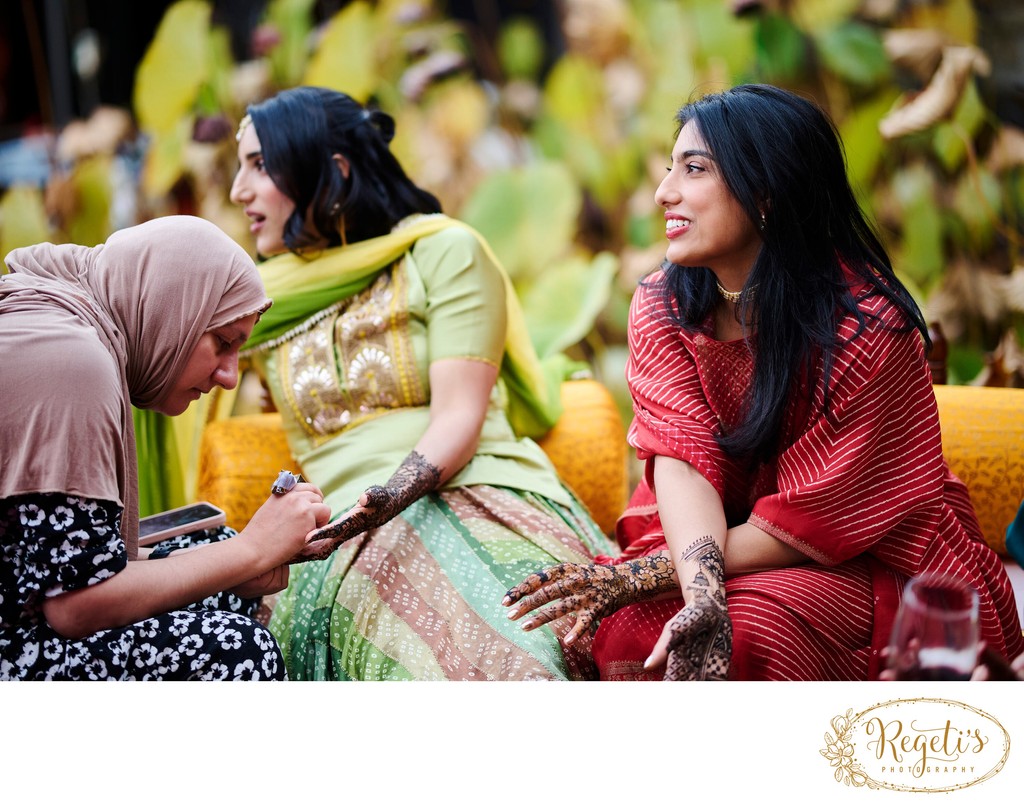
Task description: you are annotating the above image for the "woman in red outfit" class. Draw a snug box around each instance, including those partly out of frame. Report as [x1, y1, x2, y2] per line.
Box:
[503, 84, 1024, 680]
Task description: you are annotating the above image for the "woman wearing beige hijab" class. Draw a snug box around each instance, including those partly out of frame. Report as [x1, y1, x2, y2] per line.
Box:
[0, 216, 331, 680]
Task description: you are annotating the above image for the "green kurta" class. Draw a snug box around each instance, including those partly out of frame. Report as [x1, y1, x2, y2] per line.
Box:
[248, 224, 614, 679]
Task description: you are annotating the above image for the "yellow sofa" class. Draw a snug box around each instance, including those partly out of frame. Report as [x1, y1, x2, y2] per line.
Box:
[197, 379, 631, 539]
[195, 382, 1024, 562]
[932, 384, 1024, 558]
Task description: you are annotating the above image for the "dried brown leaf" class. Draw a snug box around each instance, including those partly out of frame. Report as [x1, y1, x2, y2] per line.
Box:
[562, 0, 632, 65]
[1001, 265, 1024, 314]
[881, 28, 951, 81]
[985, 125, 1024, 173]
[879, 45, 991, 139]
[975, 328, 1024, 388]
[926, 258, 1006, 341]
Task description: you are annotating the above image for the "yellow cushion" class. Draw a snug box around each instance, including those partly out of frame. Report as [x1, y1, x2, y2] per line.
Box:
[197, 379, 629, 537]
[934, 385, 1024, 556]
[538, 379, 629, 536]
[197, 413, 295, 532]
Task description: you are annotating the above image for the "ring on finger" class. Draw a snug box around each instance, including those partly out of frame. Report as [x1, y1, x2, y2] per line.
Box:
[271, 469, 303, 495]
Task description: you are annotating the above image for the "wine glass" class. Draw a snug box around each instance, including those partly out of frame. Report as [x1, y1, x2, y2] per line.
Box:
[886, 572, 980, 681]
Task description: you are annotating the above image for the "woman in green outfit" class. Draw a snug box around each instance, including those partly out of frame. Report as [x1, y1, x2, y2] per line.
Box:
[229, 86, 614, 680]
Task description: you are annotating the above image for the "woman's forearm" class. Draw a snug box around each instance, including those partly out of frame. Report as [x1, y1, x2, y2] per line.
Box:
[652, 456, 728, 602]
[724, 520, 810, 576]
[41, 536, 266, 639]
[43, 484, 330, 638]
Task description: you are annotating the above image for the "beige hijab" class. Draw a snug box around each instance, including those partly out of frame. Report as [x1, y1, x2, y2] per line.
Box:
[0, 216, 270, 558]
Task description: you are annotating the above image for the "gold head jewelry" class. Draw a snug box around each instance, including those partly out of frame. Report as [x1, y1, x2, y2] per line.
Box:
[235, 114, 252, 143]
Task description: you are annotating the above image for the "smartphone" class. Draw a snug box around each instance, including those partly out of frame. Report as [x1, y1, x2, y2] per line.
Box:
[138, 501, 226, 546]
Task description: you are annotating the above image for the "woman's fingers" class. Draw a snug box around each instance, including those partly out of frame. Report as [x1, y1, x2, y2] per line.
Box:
[291, 537, 336, 563]
[293, 481, 325, 499]
[502, 563, 576, 606]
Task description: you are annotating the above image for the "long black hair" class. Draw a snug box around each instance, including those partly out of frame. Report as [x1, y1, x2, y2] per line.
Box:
[659, 84, 928, 462]
[246, 86, 442, 251]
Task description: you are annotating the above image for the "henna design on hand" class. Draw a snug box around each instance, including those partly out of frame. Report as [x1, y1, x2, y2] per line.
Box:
[300, 450, 442, 561]
[666, 536, 732, 680]
[503, 555, 677, 641]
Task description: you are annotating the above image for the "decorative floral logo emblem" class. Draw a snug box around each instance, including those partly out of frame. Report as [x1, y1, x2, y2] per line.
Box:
[820, 698, 1009, 792]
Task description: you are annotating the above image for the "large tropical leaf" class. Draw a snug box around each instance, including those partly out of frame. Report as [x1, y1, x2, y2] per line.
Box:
[141, 118, 193, 199]
[303, 1, 378, 101]
[754, 12, 810, 83]
[521, 251, 619, 358]
[840, 90, 901, 195]
[458, 161, 581, 283]
[815, 22, 890, 88]
[133, 0, 211, 134]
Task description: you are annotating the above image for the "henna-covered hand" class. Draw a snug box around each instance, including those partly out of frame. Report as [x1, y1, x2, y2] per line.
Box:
[502, 555, 677, 644]
[292, 450, 442, 563]
[662, 596, 733, 680]
[647, 536, 732, 680]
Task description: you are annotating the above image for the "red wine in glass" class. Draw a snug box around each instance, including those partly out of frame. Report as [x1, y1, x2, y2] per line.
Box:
[887, 572, 980, 682]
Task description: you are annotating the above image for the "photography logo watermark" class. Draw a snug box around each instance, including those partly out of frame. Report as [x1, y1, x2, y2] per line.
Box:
[820, 698, 1009, 792]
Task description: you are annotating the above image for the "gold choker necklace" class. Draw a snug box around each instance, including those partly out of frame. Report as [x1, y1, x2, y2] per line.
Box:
[716, 281, 743, 303]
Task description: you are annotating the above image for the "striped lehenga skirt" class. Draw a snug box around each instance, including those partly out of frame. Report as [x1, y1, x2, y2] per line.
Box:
[269, 485, 615, 680]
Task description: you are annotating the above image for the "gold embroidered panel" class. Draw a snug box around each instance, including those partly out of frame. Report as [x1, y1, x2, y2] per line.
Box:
[278, 266, 426, 445]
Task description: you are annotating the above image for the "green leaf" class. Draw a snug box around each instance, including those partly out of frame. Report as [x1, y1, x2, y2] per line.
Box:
[952, 168, 1002, 253]
[141, 118, 192, 198]
[0, 185, 50, 262]
[839, 89, 901, 193]
[133, 0, 211, 134]
[67, 157, 112, 247]
[498, 17, 545, 81]
[948, 343, 986, 385]
[892, 164, 945, 291]
[932, 80, 988, 172]
[521, 251, 619, 357]
[458, 161, 581, 282]
[814, 22, 890, 88]
[754, 12, 809, 83]
[265, 0, 317, 87]
[542, 55, 607, 134]
[302, 1, 378, 102]
[204, 24, 237, 114]
[688, 0, 756, 77]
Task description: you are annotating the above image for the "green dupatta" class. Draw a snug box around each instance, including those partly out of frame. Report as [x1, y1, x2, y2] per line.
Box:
[243, 214, 563, 438]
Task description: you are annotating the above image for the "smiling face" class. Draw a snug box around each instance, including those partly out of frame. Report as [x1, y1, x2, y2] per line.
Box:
[153, 312, 260, 416]
[655, 120, 763, 290]
[230, 124, 296, 257]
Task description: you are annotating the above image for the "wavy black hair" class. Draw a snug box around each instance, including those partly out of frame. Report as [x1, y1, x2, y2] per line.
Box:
[658, 84, 929, 462]
[246, 86, 441, 251]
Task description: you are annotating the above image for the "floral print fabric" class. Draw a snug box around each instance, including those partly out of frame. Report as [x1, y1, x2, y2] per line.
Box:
[0, 493, 284, 680]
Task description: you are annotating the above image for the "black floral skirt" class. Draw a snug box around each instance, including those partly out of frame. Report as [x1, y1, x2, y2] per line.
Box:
[0, 493, 285, 681]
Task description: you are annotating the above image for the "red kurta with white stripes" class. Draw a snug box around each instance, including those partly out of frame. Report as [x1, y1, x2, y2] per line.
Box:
[592, 271, 1024, 680]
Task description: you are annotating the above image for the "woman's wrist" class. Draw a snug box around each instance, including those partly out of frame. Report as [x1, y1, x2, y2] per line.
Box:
[612, 554, 678, 603]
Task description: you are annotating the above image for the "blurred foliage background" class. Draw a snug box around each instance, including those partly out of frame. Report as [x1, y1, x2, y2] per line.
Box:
[3, 0, 1024, 425]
